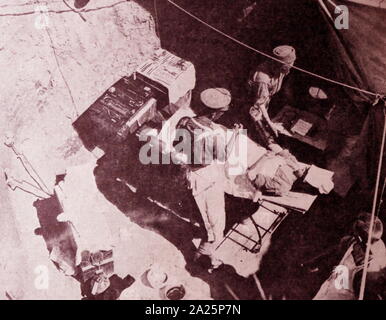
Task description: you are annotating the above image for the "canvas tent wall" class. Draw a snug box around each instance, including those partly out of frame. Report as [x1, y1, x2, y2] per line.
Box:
[319, 0, 386, 201]
[155, 0, 385, 200]
[344, 0, 386, 9]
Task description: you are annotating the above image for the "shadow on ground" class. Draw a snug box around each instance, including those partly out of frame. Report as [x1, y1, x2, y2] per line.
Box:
[94, 157, 260, 300]
[93, 148, 363, 300]
[33, 195, 135, 300]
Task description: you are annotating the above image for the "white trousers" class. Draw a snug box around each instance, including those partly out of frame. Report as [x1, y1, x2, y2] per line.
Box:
[188, 163, 255, 244]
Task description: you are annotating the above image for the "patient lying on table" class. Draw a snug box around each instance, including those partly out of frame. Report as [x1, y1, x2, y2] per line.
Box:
[172, 116, 333, 261]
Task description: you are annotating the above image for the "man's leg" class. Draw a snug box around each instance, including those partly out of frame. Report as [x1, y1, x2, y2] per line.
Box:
[193, 181, 226, 245]
[192, 181, 226, 271]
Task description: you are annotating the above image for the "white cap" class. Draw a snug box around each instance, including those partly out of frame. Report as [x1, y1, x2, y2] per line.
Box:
[200, 88, 231, 110]
[309, 87, 328, 100]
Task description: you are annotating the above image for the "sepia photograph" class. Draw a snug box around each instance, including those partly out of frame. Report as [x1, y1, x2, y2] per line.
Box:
[0, 0, 385, 303]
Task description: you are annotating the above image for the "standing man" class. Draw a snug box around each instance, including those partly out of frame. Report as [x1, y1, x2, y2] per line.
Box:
[248, 45, 296, 150]
[312, 213, 386, 300]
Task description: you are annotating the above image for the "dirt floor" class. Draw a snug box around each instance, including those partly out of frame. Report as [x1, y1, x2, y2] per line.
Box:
[0, 0, 164, 299]
[0, 0, 370, 300]
[0, 0, 253, 301]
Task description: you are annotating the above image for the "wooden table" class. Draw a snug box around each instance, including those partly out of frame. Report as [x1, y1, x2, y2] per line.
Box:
[273, 105, 328, 151]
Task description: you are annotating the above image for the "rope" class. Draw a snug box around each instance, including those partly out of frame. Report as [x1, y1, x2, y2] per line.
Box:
[44, 25, 80, 119]
[358, 105, 386, 300]
[31, 0, 80, 119]
[0, 0, 129, 16]
[62, 0, 87, 22]
[167, 0, 383, 99]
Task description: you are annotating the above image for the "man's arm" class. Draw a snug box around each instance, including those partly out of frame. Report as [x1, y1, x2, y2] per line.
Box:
[250, 78, 280, 137]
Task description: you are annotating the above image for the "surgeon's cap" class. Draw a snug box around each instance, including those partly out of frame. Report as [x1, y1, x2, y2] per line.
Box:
[200, 88, 232, 110]
[273, 45, 296, 64]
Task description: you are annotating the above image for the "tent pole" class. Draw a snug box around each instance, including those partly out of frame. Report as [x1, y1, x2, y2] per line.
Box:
[327, 0, 344, 13]
[318, 0, 334, 20]
[358, 105, 386, 300]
